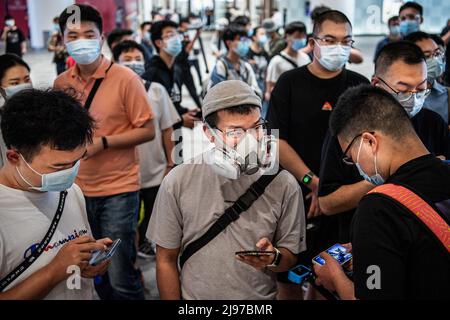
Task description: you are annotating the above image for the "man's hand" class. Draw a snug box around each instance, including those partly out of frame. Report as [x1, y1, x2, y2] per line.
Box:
[83, 137, 104, 160]
[47, 236, 107, 282]
[236, 238, 276, 270]
[81, 238, 113, 278]
[307, 176, 322, 218]
[182, 110, 200, 129]
[313, 251, 347, 293]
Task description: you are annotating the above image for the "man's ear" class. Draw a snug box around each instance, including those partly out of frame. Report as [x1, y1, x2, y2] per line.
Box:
[6, 149, 20, 165]
[155, 39, 163, 51]
[420, 16, 424, 24]
[203, 125, 215, 143]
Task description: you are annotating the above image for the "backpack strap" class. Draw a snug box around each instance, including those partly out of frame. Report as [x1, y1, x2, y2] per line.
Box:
[368, 183, 450, 254]
[278, 53, 298, 69]
[446, 87, 450, 125]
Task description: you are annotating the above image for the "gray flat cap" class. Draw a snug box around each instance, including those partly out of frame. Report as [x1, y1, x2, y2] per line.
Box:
[202, 80, 261, 119]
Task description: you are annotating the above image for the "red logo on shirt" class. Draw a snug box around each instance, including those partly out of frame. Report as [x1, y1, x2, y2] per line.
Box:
[322, 102, 333, 111]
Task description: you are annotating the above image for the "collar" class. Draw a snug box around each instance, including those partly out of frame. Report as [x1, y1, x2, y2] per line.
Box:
[432, 80, 447, 94]
[70, 55, 111, 80]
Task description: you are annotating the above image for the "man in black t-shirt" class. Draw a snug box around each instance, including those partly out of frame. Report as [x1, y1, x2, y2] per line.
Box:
[318, 41, 450, 244]
[1, 15, 26, 57]
[267, 10, 368, 298]
[314, 85, 450, 299]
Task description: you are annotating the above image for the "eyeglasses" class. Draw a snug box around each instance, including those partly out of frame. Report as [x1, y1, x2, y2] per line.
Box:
[162, 33, 182, 41]
[314, 37, 355, 47]
[342, 132, 375, 165]
[214, 119, 268, 139]
[424, 49, 445, 60]
[376, 77, 431, 102]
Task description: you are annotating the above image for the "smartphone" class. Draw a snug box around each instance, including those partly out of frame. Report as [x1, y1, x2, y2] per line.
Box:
[288, 264, 312, 284]
[89, 239, 122, 266]
[235, 250, 275, 257]
[312, 244, 352, 266]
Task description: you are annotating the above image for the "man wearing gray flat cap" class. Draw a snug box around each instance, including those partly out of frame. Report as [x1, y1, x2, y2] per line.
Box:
[147, 80, 305, 300]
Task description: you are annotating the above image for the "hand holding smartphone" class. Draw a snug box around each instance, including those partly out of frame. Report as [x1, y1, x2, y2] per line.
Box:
[89, 239, 122, 266]
[312, 244, 352, 266]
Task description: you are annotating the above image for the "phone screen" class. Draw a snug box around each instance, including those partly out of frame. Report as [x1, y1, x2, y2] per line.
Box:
[90, 239, 122, 266]
[313, 244, 352, 266]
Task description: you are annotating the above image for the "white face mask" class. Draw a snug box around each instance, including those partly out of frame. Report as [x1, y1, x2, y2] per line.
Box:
[314, 41, 351, 71]
[66, 39, 101, 65]
[206, 127, 277, 180]
[16, 154, 80, 192]
[3, 82, 33, 99]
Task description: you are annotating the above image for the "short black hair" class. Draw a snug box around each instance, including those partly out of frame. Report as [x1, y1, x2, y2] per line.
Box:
[329, 84, 415, 141]
[151, 20, 179, 53]
[284, 21, 307, 36]
[0, 53, 30, 84]
[403, 31, 432, 44]
[313, 10, 352, 36]
[112, 40, 145, 62]
[388, 15, 399, 25]
[140, 21, 151, 30]
[1, 89, 95, 162]
[431, 34, 445, 48]
[223, 24, 247, 49]
[310, 6, 331, 22]
[399, 1, 423, 16]
[107, 28, 133, 49]
[179, 17, 190, 25]
[374, 41, 425, 76]
[4, 14, 13, 20]
[59, 4, 103, 34]
[204, 104, 260, 128]
[232, 15, 250, 27]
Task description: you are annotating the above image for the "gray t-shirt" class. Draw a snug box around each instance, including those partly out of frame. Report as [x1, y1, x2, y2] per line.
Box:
[0, 101, 6, 168]
[147, 155, 306, 300]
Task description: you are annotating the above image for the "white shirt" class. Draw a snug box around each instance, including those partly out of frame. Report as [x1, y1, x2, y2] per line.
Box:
[0, 183, 94, 299]
[266, 50, 311, 84]
[138, 82, 181, 189]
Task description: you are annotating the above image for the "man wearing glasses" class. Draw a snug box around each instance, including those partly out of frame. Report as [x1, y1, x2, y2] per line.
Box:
[147, 81, 305, 299]
[267, 10, 368, 298]
[318, 41, 450, 245]
[314, 84, 450, 300]
[405, 31, 449, 124]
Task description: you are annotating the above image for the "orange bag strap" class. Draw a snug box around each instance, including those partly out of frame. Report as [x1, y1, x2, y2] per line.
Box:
[368, 184, 450, 254]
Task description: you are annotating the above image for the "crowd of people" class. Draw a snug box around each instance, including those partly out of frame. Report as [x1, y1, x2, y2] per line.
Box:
[0, 1, 449, 300]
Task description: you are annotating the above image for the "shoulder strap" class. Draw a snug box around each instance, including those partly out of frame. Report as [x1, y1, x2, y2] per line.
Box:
[84, 61, 114, 111]
[179, 171, 281, 269]
[368, 183, 450, 254]
[278, 53, 298, 68]
[144, 80, 152, 91]
[219, 58, 229, 79]
[0, 191, 68, 292]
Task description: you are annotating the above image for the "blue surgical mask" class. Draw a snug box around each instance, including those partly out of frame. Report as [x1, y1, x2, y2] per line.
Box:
[248, 29, 254, 37]
[234, 40, 250, 58]
[16, 154, 80, 192]
[66, 39, 101, 65]
[354, 139, 385, 186]
[163, 35, 182, 57]
[257, 34, 268, 47]
[122, 61, 146, 76]
[315, 42, 351, 71]
[426, 56, 446, 82]
[53, 23, 60, 32]
[5, 20, 14, 27]
[291, 38, 307, 51]
[4, 82, 33, 98]
[400, 20, 419, 36]
[389, 25, 400, 36]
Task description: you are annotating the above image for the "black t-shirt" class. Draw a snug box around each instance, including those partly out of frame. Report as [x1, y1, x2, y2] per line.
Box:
[319, 108, 450, 241]
[5, 28, 25, 56]
[267, 66, 369, 178]
[351, 154, 450, 299]
[246, 47, 269, 83]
